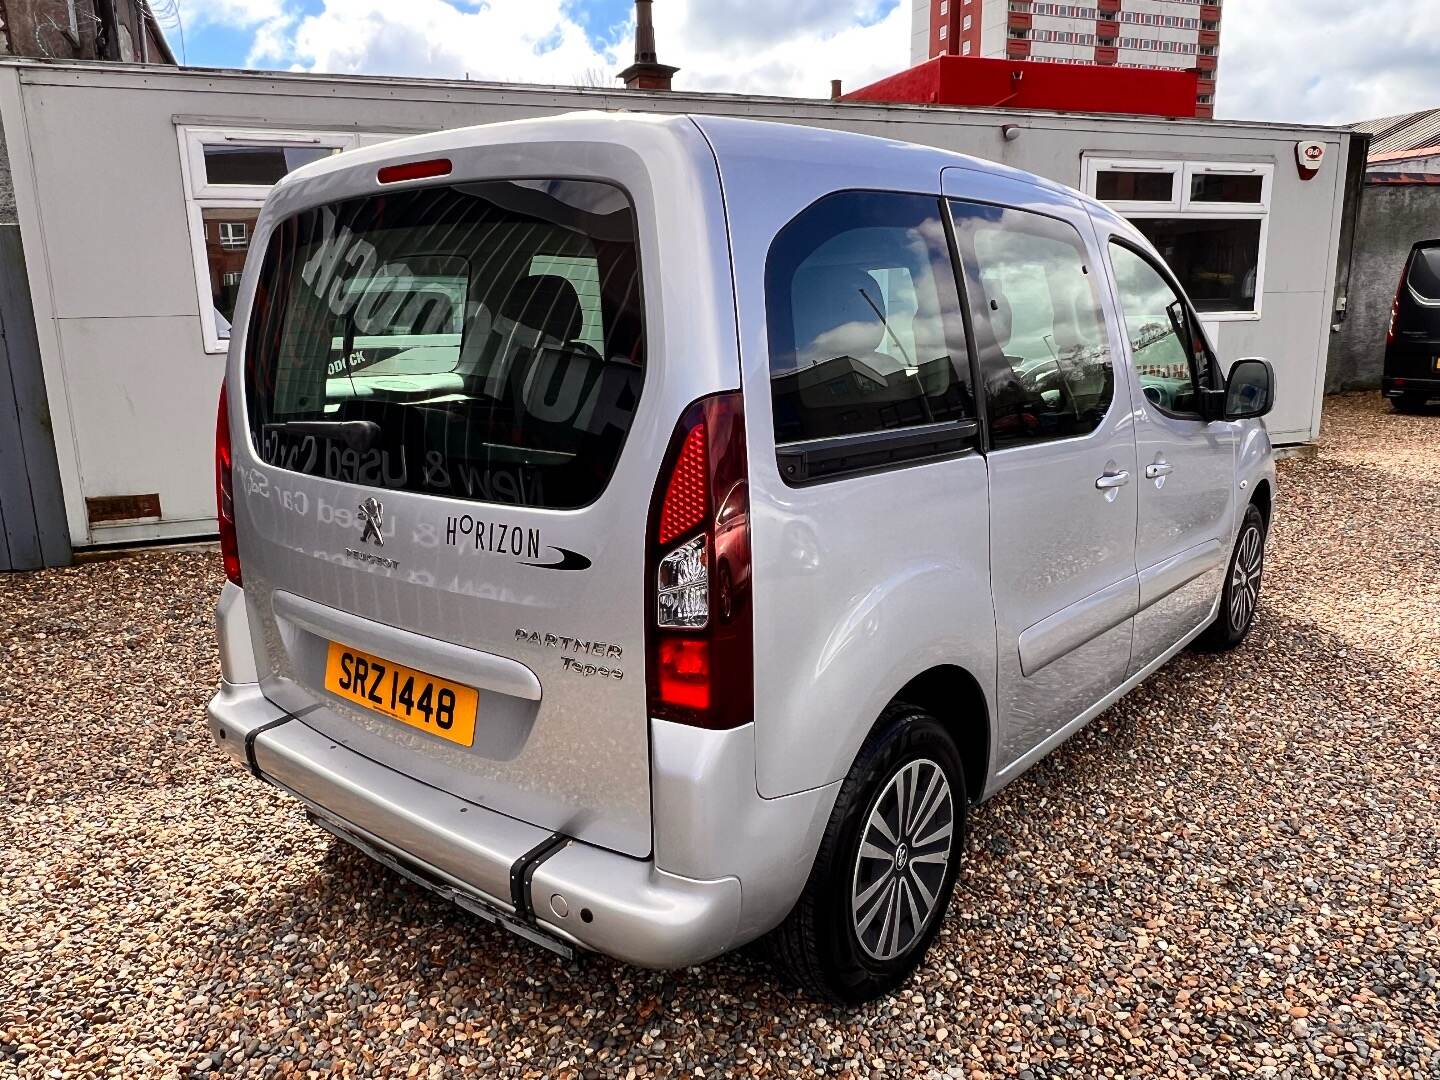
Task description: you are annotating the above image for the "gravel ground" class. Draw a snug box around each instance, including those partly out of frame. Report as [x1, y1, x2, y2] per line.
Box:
[3, 392, 1438, 1079]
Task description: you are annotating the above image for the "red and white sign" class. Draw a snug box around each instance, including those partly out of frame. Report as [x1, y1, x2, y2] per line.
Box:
[1297, 140, 1326, 176]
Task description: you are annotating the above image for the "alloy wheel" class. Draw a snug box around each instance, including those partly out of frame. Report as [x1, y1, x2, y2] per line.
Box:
[1229, 523, 1264, 632]
[850, 758, 954, 961]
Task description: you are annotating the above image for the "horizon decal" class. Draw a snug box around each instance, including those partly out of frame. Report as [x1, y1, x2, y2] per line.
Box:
[445, 516, 591, 570]
[522, 547, 592, 571]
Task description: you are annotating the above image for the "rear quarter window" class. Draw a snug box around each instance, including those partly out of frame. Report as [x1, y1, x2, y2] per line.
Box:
[1407, 245, 1440, 302]
[244, 179, 645, 509]
[764, 190, 975, 445]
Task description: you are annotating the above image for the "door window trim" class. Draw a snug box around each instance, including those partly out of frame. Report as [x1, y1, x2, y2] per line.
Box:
[1082, 157, 1273, 322]
[940, 196, 991, 454]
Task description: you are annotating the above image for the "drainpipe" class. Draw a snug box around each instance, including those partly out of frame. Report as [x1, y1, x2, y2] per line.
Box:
[92, 0, 120, 60]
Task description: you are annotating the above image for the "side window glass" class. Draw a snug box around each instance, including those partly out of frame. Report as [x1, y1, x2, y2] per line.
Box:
[766, 192, 975, 445]
[1108, 243, 1201, 417]
[948, 201, 1113, 449]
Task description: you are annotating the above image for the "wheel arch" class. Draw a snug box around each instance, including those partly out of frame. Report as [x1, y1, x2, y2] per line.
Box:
[1250, 478, 1273, 528]
[889, 664, 991, 806]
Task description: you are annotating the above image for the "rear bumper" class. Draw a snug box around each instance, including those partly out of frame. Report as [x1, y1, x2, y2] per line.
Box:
[1382, 375, 1440, 397]
[206, 680, 742, 969]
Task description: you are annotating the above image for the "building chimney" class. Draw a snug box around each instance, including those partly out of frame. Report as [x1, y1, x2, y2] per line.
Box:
[618, 0, 679, 91]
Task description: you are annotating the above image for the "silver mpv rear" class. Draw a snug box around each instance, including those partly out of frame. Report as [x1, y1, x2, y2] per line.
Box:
[209, 112, 1276, 1002]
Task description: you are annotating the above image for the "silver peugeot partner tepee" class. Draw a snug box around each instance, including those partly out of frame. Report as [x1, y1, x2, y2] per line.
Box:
[208, 112, 1276, 1002]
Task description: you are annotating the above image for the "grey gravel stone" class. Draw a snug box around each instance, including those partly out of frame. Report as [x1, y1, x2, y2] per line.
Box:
[2, 392, 1438, 1078]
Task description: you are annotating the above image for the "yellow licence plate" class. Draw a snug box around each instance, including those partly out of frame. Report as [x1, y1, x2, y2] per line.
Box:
[324, 642, 478, 747]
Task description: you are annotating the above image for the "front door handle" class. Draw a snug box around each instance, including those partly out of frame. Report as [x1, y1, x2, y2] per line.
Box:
[1145, 463, 1174, 479]
[1095, 471, 1131, 490]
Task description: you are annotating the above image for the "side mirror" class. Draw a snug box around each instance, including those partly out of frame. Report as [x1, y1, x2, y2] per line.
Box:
[1223, 358, 1274, 421]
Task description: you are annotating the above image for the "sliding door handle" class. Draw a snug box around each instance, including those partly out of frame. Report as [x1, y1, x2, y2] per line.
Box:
[1095, 471, 1131, 490]
[1145, 463, 1174, 479]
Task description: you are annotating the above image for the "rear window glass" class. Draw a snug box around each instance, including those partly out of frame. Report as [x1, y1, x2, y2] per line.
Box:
[1407, 245, 1440, 302]
[245, 179, 644, 509]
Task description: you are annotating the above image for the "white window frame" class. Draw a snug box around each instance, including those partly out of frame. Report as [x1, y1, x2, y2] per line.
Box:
[217, 220, 248, 250]
[1083, 157, 1273, 321]
[178, 126, 362, 354]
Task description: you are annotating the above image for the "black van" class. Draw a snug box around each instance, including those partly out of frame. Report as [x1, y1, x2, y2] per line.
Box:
[1384, 240, 1440, 412]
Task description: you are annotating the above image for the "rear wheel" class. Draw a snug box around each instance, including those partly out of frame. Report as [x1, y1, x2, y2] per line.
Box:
[1393, 393, 1430, 414]
[772, 704, 965, 1004]
[1194, 502, 1266, 652]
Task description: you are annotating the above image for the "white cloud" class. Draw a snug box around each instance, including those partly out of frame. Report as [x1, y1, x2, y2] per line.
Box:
[1216, 0, 1440, 124]
[252, 0, 622, 84]
[199, 0, 1440, 125]
[664, 0, 909, 98]
[237, 0, 909, 100]
[181, 0, 289, 30]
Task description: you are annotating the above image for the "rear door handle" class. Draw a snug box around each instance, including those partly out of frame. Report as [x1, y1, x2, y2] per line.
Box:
[1095, 471, 1131, 490]
[1145, 463, 1174, 479]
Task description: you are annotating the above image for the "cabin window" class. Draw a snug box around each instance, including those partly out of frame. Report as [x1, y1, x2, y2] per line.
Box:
[1083, 157, 1274, 319]
[178, 127, 372, 353]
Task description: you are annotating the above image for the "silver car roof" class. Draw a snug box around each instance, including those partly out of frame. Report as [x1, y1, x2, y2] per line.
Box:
[274, 109, 1110, 218]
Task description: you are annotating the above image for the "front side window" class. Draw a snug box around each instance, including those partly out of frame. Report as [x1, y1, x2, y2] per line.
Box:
[245, 179, 645, 510]
[1108, 242, 1202, 417]
[949, 201, 1113, 449]
[765, 191, 974, 446]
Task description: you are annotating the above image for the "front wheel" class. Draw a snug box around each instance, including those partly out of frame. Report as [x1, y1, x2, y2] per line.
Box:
[1194, 502, 1266, 652]
[771, 704, 966, 1004]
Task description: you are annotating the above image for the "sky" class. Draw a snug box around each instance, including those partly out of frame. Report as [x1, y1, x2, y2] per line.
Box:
[161, 0, 1440, 127]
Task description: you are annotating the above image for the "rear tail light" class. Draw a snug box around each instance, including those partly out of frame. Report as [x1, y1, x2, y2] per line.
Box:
[216, 380, 242, 586]
[1388, 255, 1410, 345]
[646, 393, 752, 730]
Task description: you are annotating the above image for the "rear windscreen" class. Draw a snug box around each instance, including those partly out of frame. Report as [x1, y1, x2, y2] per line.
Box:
[1407, 245, 1440, 302]
[244, 179, 645, 509]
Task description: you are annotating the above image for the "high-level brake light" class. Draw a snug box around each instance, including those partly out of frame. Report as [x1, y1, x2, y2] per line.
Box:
[377, 158, 453, 185]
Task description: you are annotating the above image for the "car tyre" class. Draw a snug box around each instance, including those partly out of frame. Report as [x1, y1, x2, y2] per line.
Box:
[1392, 393, 1430, 414]
[1194, 502, 1266, 652]
[771, 703, 966, 1004]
